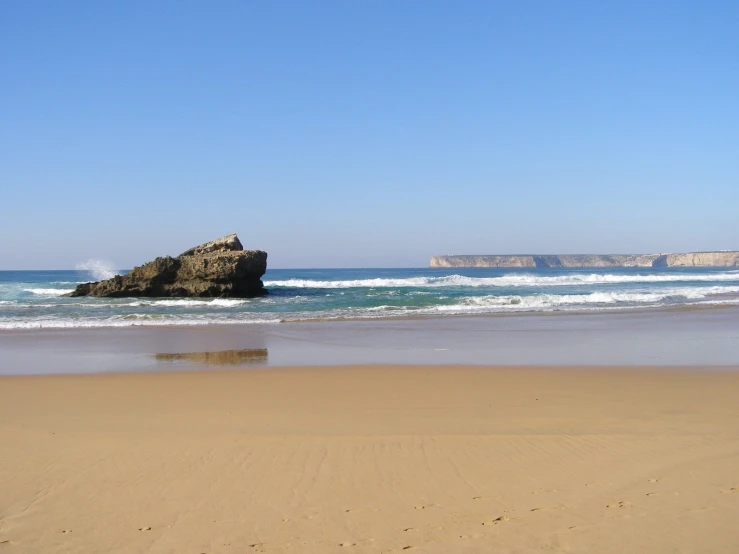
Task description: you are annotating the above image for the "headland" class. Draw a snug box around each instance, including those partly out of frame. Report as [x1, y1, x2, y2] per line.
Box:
[430, 251, 739, 268]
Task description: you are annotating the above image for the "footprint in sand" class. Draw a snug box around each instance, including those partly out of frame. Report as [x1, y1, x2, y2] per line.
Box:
[339, 542, 355, 547]
[250, 543, 292, 550]
[530, 506, 565, 512]
[138, 527, 152, 531]
[721, 487, 738, 494]
[482, 516, 510, 525]
[646, 493, 657, 497]
[606, 502, 633, 509]
[403, 528, 417, 532]
[648, 478, 663, 483]
[62, 530, 73, 534]
[414, 504, 436, 510]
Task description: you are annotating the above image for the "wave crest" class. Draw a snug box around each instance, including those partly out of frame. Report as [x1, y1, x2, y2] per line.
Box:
[24, 288, 75, 296]
[264, 272, 739, 289]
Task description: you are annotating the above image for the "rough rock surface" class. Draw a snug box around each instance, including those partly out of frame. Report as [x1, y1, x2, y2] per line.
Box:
[68, 234, 267, 298]
[429, 255, 538, 268]
[430, 252, 739, 268]
[658, 252, 739, 267]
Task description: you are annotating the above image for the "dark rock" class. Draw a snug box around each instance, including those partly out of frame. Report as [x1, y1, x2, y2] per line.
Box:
[68, 234, 267, 298]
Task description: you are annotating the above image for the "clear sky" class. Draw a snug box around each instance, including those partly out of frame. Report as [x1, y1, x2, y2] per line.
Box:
[1, 1, 737, 269]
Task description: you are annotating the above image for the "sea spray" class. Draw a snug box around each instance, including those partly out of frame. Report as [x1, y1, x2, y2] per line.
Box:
[76, 259, 119, 281]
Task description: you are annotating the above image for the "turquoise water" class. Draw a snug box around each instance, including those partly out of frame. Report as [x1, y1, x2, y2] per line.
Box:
[1, 267, 739, 329]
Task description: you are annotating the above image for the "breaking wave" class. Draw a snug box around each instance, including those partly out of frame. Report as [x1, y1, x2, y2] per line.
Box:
[265, 272, 739, 289]
[4, 267, 739, 330]
[128, 299, 250, 308]
[434, 286, 739, 311]
[24, 288, 75, 296]
[3, 285, 738, 329]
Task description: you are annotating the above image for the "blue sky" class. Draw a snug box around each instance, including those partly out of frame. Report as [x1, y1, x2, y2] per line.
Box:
[1, 1, 737, 269]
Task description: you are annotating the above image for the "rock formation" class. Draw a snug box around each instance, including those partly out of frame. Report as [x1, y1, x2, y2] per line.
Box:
[656, 252, 739, 267]
[430, 252, 739, 268]
[68, 234, 267, 298]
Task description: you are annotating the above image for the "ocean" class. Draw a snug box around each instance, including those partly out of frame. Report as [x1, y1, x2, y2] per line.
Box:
[2, 266, 739, 330]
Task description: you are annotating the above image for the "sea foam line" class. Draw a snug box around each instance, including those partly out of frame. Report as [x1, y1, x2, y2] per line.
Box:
[264, 272, 739, 289]
[440, 287, 739, 310]
[0, 314, 281, 329]
[23, 288, 75, 296]
[128, 299, 250, 307]
[3, 287, 738, 329]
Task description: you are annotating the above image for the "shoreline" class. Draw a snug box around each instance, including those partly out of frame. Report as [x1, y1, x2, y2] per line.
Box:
[2, 364, 738, 553]
[2, 307, 739, 375]
[3, 363, 738, 381]
[2, 297, 739, 331]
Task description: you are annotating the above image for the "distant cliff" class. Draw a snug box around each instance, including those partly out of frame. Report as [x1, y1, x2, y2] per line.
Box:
[430, 252, 739, 268]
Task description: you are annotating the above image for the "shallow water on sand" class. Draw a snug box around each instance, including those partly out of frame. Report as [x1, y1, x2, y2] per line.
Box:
[2, 307, 738, 375]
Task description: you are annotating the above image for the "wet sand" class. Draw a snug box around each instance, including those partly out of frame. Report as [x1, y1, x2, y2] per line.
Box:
[2, 306, 739, 375]
[2, 365, 739, 553]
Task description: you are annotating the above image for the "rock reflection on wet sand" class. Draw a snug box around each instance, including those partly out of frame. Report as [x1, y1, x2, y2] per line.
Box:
[155, 348, 268, 366]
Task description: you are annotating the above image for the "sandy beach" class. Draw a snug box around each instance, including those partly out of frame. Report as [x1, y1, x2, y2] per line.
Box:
[4, 1, 738, 552]
[2, 365, 738, 553]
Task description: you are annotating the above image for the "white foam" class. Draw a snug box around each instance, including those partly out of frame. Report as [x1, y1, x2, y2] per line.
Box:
[265, 277, 434, 288]
[265, 272, 739, 289]
[75, 259, 119, 280]
[24, 288, 75, 296]
[428, 286, 739, 313]
[285, 294, 739, 321]
[0, 314, 280, 329]
[3, 294, 739, 329]
[143, 299, 249, 307]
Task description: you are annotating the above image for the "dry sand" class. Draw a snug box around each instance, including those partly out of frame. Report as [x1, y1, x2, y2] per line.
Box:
[1, 365, 739, 553]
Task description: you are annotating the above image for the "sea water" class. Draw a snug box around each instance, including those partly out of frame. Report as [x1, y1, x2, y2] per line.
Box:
[2, 267, 739, 330]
